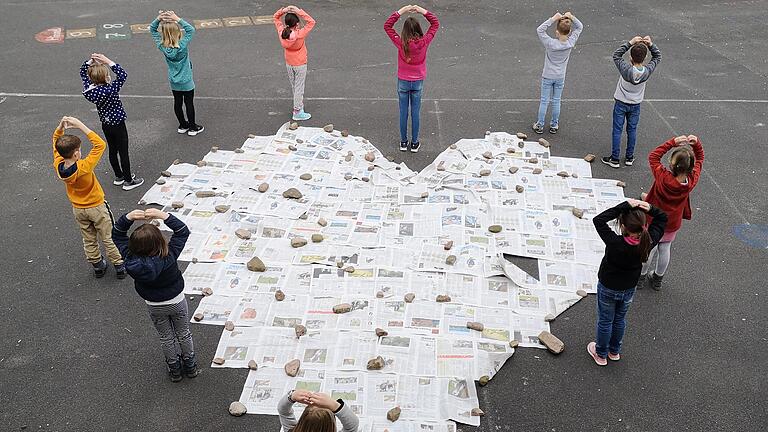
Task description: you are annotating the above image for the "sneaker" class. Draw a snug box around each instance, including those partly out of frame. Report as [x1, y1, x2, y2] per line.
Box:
[182, 354, 200, 379]
[122, 177, 145, 191]
[587, 342, 607, 366]
[400, 141, 409, 152]
[113, 173, 135, 186]
[532, 122, 544, 134]
[549, 125, 559, 134]
[649, 273, 663, 291]
[92, 258, 107, 278]
[410, 141, 421, 153]
[637, 273, 648, 290]
[601, 156, 620, 169]
[187, 125, 204, 136]
[168, 360, 183, 383]
[608, 352, 621, 361]
[624, 156, 635, 166]
[115, 264, 127, 280]
[177, 126, 189, 134]
[292, 110, 311, 121]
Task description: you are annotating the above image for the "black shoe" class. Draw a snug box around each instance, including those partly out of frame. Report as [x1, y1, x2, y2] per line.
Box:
[532, 122, 544, 134]
[650, 273, 663, 291]
[168, 360, 183, 382]
[637, 273, 647, 289]
[177, 126, 189, 134]
[399, 141, 409, 152]
[410, 141, 421, 153]
[122, 177, 145, 191]
[187, 125, 204, 136]
[624, 156, 635, 166]
[549, 125, 559, 134]
[92, 258, 107, 278]
[182, 355, 200, 378]
[601, 156, 620, 169]
[115, 264, 127, 280]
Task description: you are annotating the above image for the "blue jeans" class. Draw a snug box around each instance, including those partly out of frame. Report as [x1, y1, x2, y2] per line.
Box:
[397, 79, 423, 143]
[537, 77, 565, 127]
[595, 281, 635, 358]
[611, 100, 641, 160]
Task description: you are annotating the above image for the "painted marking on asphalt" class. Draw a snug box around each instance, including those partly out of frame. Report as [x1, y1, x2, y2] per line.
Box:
[732, 224, 768, 249]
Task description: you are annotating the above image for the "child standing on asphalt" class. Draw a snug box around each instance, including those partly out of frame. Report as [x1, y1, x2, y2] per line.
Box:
[588, 199, 667, 366]
[150, 10, 204, 136]
[278, 390, 359, 432]
[602, 36, 661, 168]
[274, 5, 316, 121]
[80, 53, 144, 191]
[532, 11, 583, 135]
[640, 134, 704, 291]
[384, 4, 439, 153]
[52, 116, 126, 279]
[112, 208, 198, 382]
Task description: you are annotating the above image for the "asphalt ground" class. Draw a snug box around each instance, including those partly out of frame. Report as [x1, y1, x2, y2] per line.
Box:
[1, 0, 766, 431]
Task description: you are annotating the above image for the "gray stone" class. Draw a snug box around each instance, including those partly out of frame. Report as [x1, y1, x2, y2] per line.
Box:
[376, 291, 384, 298]
[538, 138, 550, 148]
[213, 357, 225, 365]
[336, 260, 344, 268]
[160, 170, 171, 177]
[196, 190, 216, 198]
[291, 237, 307, 248]
[544, 313, 555, 322]
[572, 173, 579, 178]
[225, 321, 235, 331]
[361, 176, 370, 182]
[576, 289, 588, 297]
[516, 132, 528, 139]
[482, 151, 493, 159]
[215, 205, 230, 213]
[257, 182, 269, 193]
[404, 293, 415, 303]
[444, 240, 454, 250]
[344, 173, 353, 180]
[299, 213, 308, 220]
[193, 313, 204, 322]
[479, 169, 491, 176]
[488, 225, 502, 233]
[323, 124, 334, 132]
[296, 138, 303, 144]
[365, 152, 375, 162]
[311, 233, 324, 243]
[506, 147, 516, 154]
[294, 324, 307, 338]
[317, 217, 328, 227]
[366, 355, 385, 370]
[375, 328, 388, 337]
[617, 181, 626, 188]
[211, 146, 219, 153]
[557, 171, 569, 178]
[288, 144, 297, 151]
[283, 188, 303, 199]
[333, 303, 352, 314]
[516, 185, 525, 193]
[247, 359, 258, 370]
[172, 158, 181, 165]
[300, 173, 312, 180]
[387, 407, 401, 422]
[445, 255, 457, 265]
[344, 266, 355, 273]
[367, 165, 375, 172]
[584, 153, 596, 163]
[197, 160, 207, 167]
[478, 375, 489, 386]
[532, 168, 542, 174]
[538, 330, 565, 354]
[274, 289, 285, 301]
[420, 192, 429, 198]
[247, 257, 266, 272]
[202, 287, 213, 296]
[572, 207, 584, 219]
[228, 401, 247, 417]
[471, 408, 485, 416]
[449, 144, 457, 150]
[284, 359, 300, 377]
[509, 340, 519, 348]
[528, 157, 539, 164]
[155, 178, 166, 185]
[436, 294, 451, 303]
[171, 201, 184, 209]
[341, 129, 349, 137]
[509, 166, 519, 174]
[234, 148, 244, 153]
[466, 321, 484, 331]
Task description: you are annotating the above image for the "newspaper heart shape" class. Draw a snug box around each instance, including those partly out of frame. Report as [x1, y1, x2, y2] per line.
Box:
[139, 122, 624, 428]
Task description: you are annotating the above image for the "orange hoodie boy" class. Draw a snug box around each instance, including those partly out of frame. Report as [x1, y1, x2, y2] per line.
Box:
[53, 116, 125, 278]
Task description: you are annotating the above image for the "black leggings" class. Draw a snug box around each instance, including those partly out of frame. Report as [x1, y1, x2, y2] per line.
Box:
[101, 121, 131, 180]
[172, 89, 196, 128]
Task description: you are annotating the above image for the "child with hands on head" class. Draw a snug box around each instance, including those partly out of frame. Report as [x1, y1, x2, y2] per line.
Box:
[640, 134, 704, 291]
[278, 389, 359, 432]
[588, 198, 667, 366]
[111, 207, 198, 382]
[273, 5, 316, 121]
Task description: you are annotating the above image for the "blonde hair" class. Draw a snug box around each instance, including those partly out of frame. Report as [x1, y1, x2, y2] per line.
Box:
[159, 21, 182, 48]
[293, 406, 336, 432]
[87, 64, 110, 85]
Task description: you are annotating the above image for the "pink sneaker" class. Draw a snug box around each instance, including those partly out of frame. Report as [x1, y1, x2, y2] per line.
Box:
[608, 352, 621, 361]
[587, 342, 607, 366]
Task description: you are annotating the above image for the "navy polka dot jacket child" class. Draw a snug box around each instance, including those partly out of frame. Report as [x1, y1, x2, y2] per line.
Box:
[80, 60, 127, 125]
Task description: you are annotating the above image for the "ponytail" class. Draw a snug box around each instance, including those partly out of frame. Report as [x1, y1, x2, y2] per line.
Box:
[638, 228, 652, 262]
[670, 147, 695, 177]
[282, 12, 300, 40]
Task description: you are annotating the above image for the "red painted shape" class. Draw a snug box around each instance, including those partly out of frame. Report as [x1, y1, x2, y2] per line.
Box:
[35, 27, 64, 44]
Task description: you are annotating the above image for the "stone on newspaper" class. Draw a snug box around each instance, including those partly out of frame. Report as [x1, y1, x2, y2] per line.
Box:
[295, 324, 307, 338]
[509, 166, 519, 174]
[572, 207, 585, 219]
[160, 170, 171, 177]
[509, 340, 519, 348]
[471, 408, 485, 416]
[344, 266, 355, 273]
[211, 146, 219, 153]
[311, 234, 324, 243]
[300, 173, 312, 180]
[436, 295, 451, 303]
[488, 225, 502, 233]
[445, 255, 457, 265]
[532, 168, 542, 174]
[193, 313, 204, 322]
[323, 124, 334, 132]
[466, 321, 484, 331]
[284, 359, 301, 377]
[479, 169, 491, 176]
[291, 237, 307, 248]
[171, 201, 184, 209]
[202, 287, 213, 296]
[289, 121, 299, 130]
[482, 151, 493, 159]
[366, 356, 385, 370]
[333, 303, 352, 314]
[155, 178, 166, 185]
[274, 290, 286, 301]
[365, 152, 375, 162]
[213, 357, 225, 365]
[387, 407, 401, 422]
[341, 129, 349, 137]
[557, 171, 569, 178]
[195, 190, 216, 198]
[544, 313, 555, 322]
[197, 160, 207, 167]
[444, 240, 454, 250]
[478, 375, 489, 386]
[317, 217, 328, 227]
[257, 182, 269, 193]
[516, 132, 527, 139]
[375, 328, 388, 337]
[247, 257, 266, 272]
[225, 321, 235, 331]
[577, 289, 588, 297]
[215, 205, 230, 213]
[248, 359, 258, 370]
[516, 185, 525, 193]
[283, 188, 303, 199]
[404, 293, 415, 303]
[617, 181, 626, 188]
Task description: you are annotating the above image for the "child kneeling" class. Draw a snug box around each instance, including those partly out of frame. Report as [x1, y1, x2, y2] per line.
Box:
[279, 390, 359, 432]
[112, 208, 198, 382]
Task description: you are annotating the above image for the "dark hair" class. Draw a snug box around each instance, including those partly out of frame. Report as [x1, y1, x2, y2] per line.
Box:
[55, 134, 81, 158]
[630, 44, 648, 64]
[670, 147, 695, 176]
[282, 13, 299, 39]
[618, 209, 652, 262]
[556, 18, 572, 36]
[129, 224, 169, 257]
[401, 17, 423, 59]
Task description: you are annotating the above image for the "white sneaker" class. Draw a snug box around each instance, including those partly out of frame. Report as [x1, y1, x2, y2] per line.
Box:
[177, 127, 189, 134]
[187, 125, 204, 136]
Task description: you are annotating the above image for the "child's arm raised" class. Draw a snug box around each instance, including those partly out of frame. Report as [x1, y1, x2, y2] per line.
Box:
[294, 8, 316, 38]
[79, 59, 93, 91]
[273, 7, 285, 33]
[687, 135, 705, 189]
[149, 15, 163, 48]
[67, 117, 105, 173]
[384, 9, 404, 46]
[593, 201, 630, 245]
[648, 136, 679, 178]
[112, 210, 144, 258]
[52, 118, 66, 167]
[419, 6, 440, 44]
[645, 204, 668, 246]
[567, 14, 584, 45]
[612, 40, 632, 73]
[277, 391, 301, 432]
[643, 37, 662, 76]
[94, 53, 128, 94]
[175, 14, 196, 49]
[536, 13, 559, 48]
[146, 208, 190, 259]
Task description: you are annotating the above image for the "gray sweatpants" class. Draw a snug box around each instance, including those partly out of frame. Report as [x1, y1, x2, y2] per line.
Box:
[147, 298, 195, 364]
[286, 64, 307, 112]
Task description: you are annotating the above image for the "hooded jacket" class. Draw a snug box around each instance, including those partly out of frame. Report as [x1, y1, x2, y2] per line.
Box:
[384, 10, 440, 81]
[273, 8, 316, 66]
[112, 214, 190, 302]
[613, 41, 661, 104]
[150, 18, 196, 91]
[52, 127, 106, 208]
[645, 137, 705, 233]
